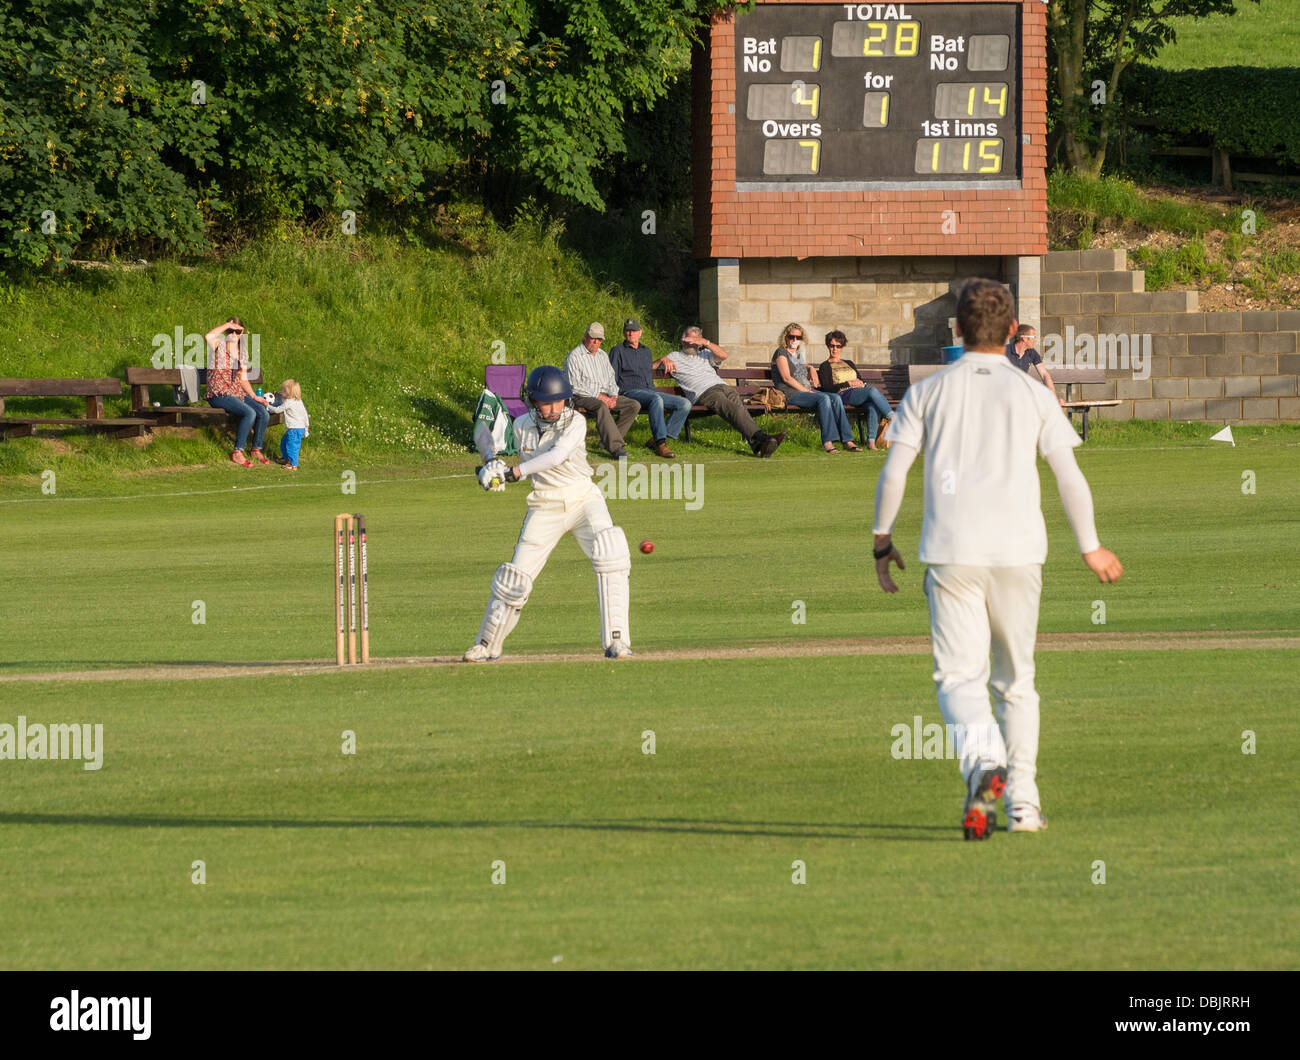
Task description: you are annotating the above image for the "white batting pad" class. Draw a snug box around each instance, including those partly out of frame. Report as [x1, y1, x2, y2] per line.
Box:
[590, 526, 631, 650]
[473, 562, 533, 656]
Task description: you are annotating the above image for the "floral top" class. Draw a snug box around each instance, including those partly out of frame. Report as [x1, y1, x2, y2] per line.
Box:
[206, 348, 246, 398]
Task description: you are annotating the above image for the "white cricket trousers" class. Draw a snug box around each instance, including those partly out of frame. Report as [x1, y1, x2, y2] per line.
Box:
[923, 563, 1043, 812]
[511, 485, 612, 578]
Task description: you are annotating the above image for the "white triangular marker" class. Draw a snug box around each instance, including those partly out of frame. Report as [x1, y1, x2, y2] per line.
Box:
[1211, 426, 1235, 447]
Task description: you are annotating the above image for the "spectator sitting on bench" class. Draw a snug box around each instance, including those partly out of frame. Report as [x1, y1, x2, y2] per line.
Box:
[609, 318, 690, 460]
[204, 317, 272, 467]
[564, 322, 640, 460]
[666, 327, 786, 458]
[818, 329, 893, 450]
[770, 322, 858, 454]
[1006, 325, 1063, 406]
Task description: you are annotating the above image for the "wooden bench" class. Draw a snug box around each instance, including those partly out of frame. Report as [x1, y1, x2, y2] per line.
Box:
[598, 358, 1117, 449]
[907, 364, 1119, 440]
[0, 378, 154, 439]
[593, 361, 911, 445]
[742, 361, 911, 445]
[126, 366, 282, 429]
[643, 365, 769, 443]
[1054, 369, 1120, 441]
[575, 367, 771, 445]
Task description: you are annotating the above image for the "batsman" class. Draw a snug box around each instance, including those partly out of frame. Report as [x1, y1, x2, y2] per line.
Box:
[465, 365, 633, 661]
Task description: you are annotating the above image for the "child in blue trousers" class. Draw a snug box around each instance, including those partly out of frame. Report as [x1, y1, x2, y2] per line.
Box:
[268, 379, 310, 470]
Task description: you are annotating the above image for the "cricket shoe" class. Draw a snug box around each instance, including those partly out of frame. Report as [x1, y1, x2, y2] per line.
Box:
[1008, 806, 1048, 832]
[961, 765, 1007, 841]
[604, 637, 633, 660]
[461, 643, 500, 663]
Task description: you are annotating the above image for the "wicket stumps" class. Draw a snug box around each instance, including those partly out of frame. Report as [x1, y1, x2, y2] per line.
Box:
[334, 513, 369, 664]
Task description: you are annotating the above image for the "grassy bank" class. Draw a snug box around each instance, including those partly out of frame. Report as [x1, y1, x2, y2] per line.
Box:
[1151, 0, 1300, 71]
[1047, 172, 1300, 300]
[2, 208, 683, 470]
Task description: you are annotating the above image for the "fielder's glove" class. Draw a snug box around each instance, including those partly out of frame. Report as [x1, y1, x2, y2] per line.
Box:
[477, 458, 508, 492]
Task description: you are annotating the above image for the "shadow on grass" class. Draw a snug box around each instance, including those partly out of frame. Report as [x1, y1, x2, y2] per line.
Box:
[0, 812, 954, 841]
[0, 660, 305, 671]
[409, 393, 473, 450]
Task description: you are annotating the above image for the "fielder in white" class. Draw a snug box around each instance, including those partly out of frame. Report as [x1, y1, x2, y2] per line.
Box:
[465, 365, 632, 661]
[872, 279, 1123, 840]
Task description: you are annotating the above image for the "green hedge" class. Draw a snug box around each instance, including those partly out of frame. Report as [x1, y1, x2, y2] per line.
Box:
[1120, 64, 1300, 165]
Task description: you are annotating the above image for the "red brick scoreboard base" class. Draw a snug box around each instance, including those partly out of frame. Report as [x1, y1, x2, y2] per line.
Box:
[692, 0, 1047, 365]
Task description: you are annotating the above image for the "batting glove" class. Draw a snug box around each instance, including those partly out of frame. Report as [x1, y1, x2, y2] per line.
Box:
[477, 459, 508, 492]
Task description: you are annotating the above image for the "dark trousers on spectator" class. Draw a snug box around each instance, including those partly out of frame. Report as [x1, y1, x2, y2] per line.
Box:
[695, 384, 765, 445]
[572, 394, 640, 455]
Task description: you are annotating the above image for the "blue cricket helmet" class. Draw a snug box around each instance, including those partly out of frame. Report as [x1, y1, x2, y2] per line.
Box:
[525, 365, 573, 404]
[522, 365, 574, 430]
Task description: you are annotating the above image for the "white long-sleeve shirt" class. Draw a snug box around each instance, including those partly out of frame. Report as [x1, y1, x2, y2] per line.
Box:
[563, 345, 618, 397]
[514, 410, 594, 497]
[272, 396, 310, 430]
[872, 352, 1096, 565]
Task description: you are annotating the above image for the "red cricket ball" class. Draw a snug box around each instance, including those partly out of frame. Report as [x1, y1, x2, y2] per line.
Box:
[640, 540, 654, 554]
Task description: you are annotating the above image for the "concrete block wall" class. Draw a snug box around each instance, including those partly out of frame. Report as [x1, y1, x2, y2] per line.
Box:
[704, 256, 1004, 365]
[1039, 250, 1300, 423]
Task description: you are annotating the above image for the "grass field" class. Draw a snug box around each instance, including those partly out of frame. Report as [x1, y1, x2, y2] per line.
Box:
[1151, 0, 1300, 70]
[2, 435, 1298, 969]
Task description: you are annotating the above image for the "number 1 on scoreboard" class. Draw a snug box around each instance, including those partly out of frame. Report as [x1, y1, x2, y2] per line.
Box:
[863, 91, 890, 129]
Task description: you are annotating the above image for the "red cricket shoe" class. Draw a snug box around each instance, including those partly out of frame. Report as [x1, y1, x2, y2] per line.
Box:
[962, 766, 1007, 841]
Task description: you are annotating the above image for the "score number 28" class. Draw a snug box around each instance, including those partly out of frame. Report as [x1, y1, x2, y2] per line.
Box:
[860, 21, 918, 57]
[830, 20, 921, 58]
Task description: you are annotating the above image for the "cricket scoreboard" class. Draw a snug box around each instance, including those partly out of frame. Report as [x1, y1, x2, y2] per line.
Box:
[735, 2, 1020, 188]
[694, 0, 1046, 265]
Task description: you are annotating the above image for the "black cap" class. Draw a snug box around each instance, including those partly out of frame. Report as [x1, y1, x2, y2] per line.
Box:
[623, 318, 641, 332]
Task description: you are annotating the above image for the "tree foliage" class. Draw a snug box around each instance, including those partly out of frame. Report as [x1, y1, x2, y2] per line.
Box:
[0, 0, 733, 265]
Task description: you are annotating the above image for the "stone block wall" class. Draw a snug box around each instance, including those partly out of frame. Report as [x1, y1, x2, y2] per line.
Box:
[703, 256, 1005, 365]
[698, 247, 1298, 423]
[1039, 250, 1300, 423]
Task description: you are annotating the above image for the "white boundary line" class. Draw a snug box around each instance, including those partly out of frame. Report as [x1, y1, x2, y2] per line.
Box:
[1, 440, 1296, 506]
[0, 456, 766, 505]
[0, 472, 476, 505]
